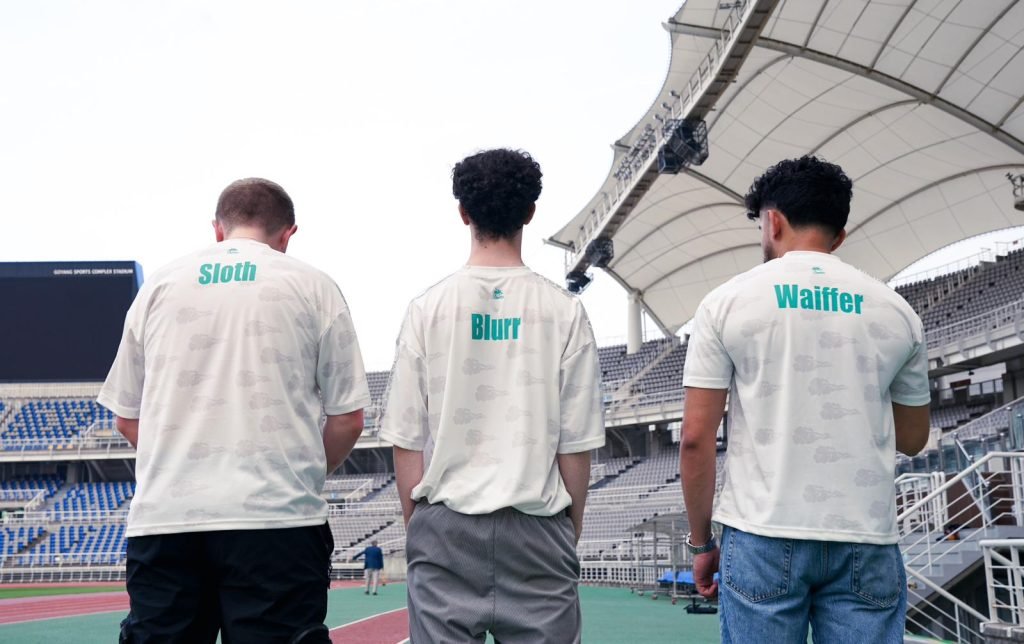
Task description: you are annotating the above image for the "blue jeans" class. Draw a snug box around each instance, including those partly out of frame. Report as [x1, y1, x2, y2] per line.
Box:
[719, 525, 906, 644]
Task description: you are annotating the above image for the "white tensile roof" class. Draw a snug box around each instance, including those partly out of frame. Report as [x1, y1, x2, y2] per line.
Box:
[548, 0, 1024, 335]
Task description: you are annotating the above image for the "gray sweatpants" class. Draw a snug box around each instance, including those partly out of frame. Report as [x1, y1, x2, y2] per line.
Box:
[406, 502, 582, 643]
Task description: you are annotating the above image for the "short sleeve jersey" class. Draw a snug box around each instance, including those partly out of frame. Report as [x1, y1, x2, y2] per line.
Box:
[98, 238, 371, 537]
[379, 265, 605, 516]
[683, 251, 930, 544]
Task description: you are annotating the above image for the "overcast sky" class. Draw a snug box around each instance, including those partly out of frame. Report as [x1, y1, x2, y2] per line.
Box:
[2, 0, 687, 370]
[3, 1, 1022, 371]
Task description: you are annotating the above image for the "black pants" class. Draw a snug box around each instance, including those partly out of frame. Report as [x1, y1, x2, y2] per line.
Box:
[121, 523, 334, 644]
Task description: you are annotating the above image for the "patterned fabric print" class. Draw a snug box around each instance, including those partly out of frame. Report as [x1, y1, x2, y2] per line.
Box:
[99, 239, 371, 537]
[683, 251, 930, 544]
[379, 265, 605, 516]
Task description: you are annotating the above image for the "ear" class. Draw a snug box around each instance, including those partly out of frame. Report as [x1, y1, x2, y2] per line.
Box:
[767, 209, 785, 241]
[458, 204, 471, 226]
[523, 203, 536, 227]
[830, 228, 847, 252]
[213, 220, 226, 242]
[278, 224, 298, 253]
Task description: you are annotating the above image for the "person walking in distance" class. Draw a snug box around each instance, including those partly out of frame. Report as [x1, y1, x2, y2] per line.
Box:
[680, 156, 930, 644]
[352, 540, 384, 595]
[380, 149, 605, 643]
[99, 178, 371, 644]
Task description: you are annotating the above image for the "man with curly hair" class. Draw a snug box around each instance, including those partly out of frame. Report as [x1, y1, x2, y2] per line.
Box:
[680, 156, 930, 643]
[380, 148, 604, 643]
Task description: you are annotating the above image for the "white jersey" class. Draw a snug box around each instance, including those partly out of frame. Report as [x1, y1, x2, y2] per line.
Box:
[683, 251, 930, 544]
[99, 238, 370, 537]
[379, 265, 605, 516]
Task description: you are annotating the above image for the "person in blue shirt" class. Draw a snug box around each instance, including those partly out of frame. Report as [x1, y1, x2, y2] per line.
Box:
[352, 540, 384, 595]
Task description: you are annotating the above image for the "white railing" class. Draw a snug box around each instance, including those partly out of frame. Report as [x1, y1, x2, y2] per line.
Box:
[323, 477, 375, 502]
[4, 509, 130, 525]
[328, 501, 400, 518]
[897, 451, 1024, 643]
[0, 487, 47, 506]
[927, 299, 1024, 350]
[981, 539, 1024, 630]
[890, 251, 991, 289]
[0, 551, 127, 584]
[566, 0, 753, 262]
[896, 472, 948, 534]
[0, 434, 134, 455]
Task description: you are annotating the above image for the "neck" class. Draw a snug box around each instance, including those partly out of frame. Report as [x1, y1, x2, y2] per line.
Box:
[467, 231, 525, 267]
[777, 233, 835, 257]
[224, 226, 272, 244]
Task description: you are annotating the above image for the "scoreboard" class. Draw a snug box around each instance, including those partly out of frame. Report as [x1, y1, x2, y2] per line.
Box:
[0, 262, 142, 382]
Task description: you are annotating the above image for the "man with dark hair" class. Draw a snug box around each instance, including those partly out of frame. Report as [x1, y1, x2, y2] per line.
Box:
[100, 178, 370, 643]
[381, 149, 604, 643]
[680, 156, 930, 643]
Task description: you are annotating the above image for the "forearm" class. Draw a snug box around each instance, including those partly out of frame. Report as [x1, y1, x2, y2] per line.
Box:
[323, 410, 364, 474]
[115, 417, 139, 449]
[680, 437, 717, 544]
[557, 451, 591, 542]
[393, 446, 424, 526]
[679, 387, 727, 545]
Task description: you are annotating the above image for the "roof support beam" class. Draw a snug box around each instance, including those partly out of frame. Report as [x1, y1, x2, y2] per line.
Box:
[600, 266, 674, 337]
[664, 24, 1024, 156]
[642, 241, 762, 292]
[849, 163, 1024, 239]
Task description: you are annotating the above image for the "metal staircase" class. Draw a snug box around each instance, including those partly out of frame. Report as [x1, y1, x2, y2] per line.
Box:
[897, 451, 1024, 642]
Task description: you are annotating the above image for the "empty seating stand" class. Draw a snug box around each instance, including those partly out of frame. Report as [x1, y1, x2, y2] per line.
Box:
[1, 399, 113, 450]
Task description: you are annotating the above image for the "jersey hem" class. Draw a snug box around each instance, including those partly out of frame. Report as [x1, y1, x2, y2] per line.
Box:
[557, 435, 606, 454]
[323, 395, 373, 416]
[891, 394, 931, 407]
[378, 430, 425, 451]
[714, 514, 898, 545]
[96, 393, 140, 420]
[126, 515, 327, 538]
[683, 376, 731, 389]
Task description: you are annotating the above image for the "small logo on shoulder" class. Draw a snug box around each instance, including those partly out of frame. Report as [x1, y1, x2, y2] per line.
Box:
[812, 266, 825, 275]
[493, 288, 504, 300]
[228, 248, 239, 255]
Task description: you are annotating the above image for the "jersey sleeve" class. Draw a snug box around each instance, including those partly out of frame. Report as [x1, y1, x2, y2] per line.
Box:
[317, 287, 371, 416]
[97, 286, 150, 419]
[682, 294, 734, 390]
[890, 317, 931, 407]
[379, 303, 430, 451]
[557, 302, 605, 454]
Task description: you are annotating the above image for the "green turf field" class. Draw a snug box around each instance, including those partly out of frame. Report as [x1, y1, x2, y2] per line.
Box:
[0, 584, 722, 643]
[0, 586, 124, 600]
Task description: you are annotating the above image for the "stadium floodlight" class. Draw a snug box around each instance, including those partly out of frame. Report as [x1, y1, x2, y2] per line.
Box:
[657, 119, 709, 175]
[566, 270, 593, 294]
[1008, 173, 1024, 212]
[585, 238, 615, 268]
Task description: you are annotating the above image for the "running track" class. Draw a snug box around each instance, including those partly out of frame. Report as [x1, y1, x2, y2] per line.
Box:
[0, 586, 411, 642]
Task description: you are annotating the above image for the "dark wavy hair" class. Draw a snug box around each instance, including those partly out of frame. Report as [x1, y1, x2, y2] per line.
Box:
[745, 156, 853, 236]
[215, 178, 295, 233]
[452, 149, 543, 240]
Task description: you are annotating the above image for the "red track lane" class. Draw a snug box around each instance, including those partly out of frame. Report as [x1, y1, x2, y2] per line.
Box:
[329, 608, 408, 643]
[0, 591, 129, 625]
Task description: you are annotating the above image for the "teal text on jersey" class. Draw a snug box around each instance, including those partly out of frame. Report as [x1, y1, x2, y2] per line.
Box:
[198, 262, 257, 285]
[774, 284, 864, 314]
[471, 313, 521, 341]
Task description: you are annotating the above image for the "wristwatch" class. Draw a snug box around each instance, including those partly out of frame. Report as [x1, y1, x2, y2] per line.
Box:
[685, 532, 718, 555]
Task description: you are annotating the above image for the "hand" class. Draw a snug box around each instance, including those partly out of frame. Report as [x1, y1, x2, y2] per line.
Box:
[693, 549, 720, 599]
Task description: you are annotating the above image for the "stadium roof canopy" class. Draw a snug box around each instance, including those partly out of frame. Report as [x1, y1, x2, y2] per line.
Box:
[548, 0, 1024, 336]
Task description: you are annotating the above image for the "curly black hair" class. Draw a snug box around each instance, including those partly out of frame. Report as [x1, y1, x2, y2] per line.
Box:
[744, 156, 853, 236]
[452, 149, 543, 240]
